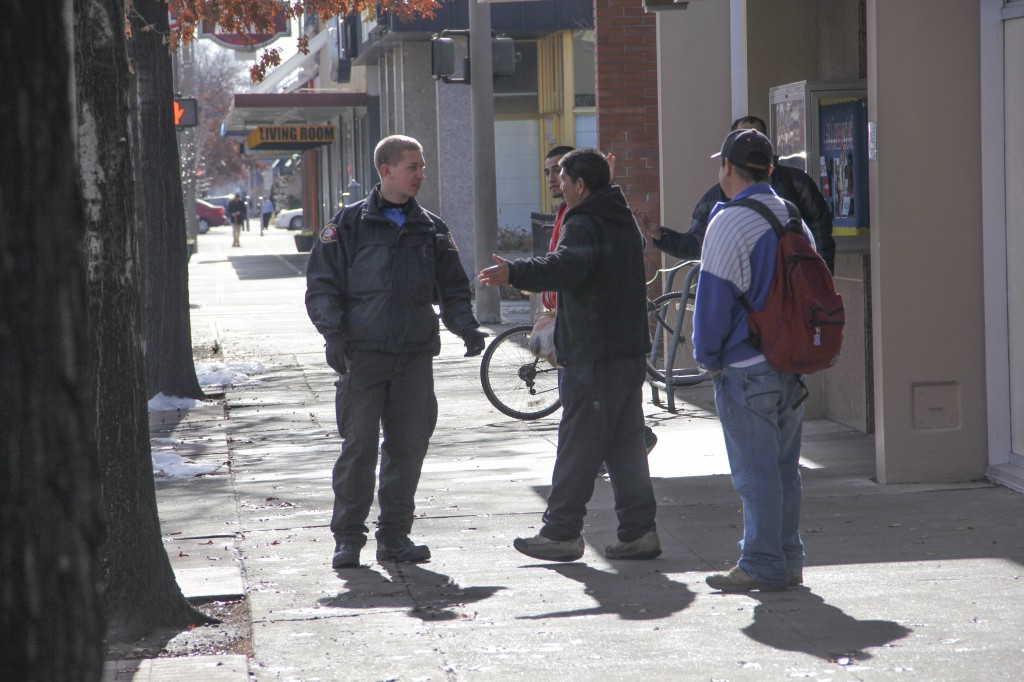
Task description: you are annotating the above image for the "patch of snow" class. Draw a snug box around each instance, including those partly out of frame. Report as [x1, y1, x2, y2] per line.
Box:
[153, 451, 221, 478]
[196, 360, 267, 386]
[148, 393, 199, 411]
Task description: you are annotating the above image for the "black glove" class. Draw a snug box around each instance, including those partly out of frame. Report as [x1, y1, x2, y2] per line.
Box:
[325, 334, 347, 374]
[460, 327, 488, 357]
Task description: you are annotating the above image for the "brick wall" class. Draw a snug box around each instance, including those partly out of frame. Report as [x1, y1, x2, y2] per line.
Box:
[594, 0, 663, 286]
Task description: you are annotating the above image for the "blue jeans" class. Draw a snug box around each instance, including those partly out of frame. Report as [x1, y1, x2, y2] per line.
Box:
[713, 361, 804, 588]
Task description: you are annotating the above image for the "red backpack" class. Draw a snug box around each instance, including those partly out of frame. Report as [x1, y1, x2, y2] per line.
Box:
[732, 198, 845, 375]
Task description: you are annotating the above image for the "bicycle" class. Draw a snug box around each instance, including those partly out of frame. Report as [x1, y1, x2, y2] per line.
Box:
[645, 260, 711, 411]
[479, 324, 562, 420]
[478, 260, 709, 420]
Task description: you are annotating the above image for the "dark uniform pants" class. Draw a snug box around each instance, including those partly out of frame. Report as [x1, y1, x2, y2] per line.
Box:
[331, 350, 437, 545]
[541, 354, 657, 542]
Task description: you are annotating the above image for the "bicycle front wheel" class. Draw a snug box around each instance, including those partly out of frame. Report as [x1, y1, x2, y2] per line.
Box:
[480, 325, 562, 420]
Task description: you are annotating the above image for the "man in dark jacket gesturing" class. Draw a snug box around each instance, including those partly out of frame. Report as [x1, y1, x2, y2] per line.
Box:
[638, 115, 836, 273]
[478, 148, 660, 563]
[306, 134, 487, 569]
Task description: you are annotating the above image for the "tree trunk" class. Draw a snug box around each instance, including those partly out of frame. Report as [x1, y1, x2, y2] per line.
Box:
[0, 2, 105, 679]
[132, 0, 205, 401]
[73, 0, 207, 642]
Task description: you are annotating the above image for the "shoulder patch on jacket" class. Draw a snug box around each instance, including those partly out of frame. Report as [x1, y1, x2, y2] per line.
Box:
[320, 223, 338, 243]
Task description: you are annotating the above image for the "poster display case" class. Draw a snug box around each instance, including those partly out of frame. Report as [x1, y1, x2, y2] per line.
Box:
[769, 80, 869, 236]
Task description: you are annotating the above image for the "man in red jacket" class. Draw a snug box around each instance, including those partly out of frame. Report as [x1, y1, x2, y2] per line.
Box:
[540, 145, 576, 311]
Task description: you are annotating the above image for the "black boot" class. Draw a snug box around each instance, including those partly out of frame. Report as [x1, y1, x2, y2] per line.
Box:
[375, 536, 430, 563]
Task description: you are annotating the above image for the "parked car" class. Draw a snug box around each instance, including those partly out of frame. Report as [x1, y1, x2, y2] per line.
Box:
[203, 195, 234, 211]
[274, 208, 304, 230]
[196, 199, 227, 234]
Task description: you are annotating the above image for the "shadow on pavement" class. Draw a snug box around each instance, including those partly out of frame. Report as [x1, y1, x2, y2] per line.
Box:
[741, 588, 913, 663]
[516, 562, 694, 621]
[227, 253, 308, 280]
[318, 562, 506, 622]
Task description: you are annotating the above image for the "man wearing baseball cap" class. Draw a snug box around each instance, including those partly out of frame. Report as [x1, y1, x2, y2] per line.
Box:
[693, 128, 815, 592]
[711, 126, 775, 171]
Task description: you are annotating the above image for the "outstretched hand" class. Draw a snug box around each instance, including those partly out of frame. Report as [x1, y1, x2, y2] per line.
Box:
[634, 210, 661, 242]
[477, 254, 510, 287]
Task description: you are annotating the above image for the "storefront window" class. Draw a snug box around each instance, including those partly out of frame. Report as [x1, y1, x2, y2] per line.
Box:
[572, 30, 595, 108]
[494, 40, 538, 116]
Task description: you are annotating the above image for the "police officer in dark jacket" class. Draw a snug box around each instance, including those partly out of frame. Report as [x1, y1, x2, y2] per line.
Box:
[478, 148, 660, 563]
[306, 134, 487, 569]
[639, 116, 836, 273]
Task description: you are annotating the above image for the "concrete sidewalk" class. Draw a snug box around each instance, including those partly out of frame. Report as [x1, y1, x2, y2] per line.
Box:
[130, 228, 1023, 680]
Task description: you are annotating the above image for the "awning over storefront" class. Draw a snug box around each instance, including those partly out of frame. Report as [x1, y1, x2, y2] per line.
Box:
[221, 92, 367, 137]
[246, 124, 337, 151]
[249, 28, 333, 94]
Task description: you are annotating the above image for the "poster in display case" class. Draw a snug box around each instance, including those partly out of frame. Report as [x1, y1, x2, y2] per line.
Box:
[769, 80, 868, 236]
[818, 97, 869, 236]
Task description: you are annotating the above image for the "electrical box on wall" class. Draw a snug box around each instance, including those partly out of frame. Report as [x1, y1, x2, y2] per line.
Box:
[912, 383, 961, 431]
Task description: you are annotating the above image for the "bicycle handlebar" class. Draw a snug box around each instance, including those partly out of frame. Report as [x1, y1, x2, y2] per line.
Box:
[646, 259, 700, 287]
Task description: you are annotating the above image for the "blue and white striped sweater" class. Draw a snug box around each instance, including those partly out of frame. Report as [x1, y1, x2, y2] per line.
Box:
[692, 184, 816, 371]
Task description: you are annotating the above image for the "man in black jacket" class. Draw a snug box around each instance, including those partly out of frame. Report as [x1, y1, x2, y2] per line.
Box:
[638, 115, 836, 273]
[478, 148, 660, 563]
[306, 134, 487, 569]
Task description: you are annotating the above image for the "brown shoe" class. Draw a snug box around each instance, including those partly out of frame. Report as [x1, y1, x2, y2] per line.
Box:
[513, 534, 584, 562]
[605, 530, 661, 560]
[706, 565, 788, 592]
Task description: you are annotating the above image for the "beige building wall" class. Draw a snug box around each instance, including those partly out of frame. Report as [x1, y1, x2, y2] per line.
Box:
[655, 0, 994, 485]
[662, 1, 869, 429]
[743, 0, 869, 430]
[744, 0, 817, 122]
[654, 2, 731, 241]
[867, 0, 987, 482]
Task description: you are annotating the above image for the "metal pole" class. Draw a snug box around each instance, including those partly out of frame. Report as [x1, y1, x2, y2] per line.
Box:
[180, 41, 199, 251]
[469, 0, 501, 323]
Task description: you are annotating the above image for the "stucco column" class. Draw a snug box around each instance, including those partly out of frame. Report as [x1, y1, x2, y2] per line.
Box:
[866, 0, 987, 482]
[654, 3, 732, 242]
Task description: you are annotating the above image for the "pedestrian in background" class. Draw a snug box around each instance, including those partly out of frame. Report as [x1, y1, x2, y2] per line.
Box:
[479, 148, 660, 563]
[227, 193, 245, 247]
[306, 134, 488, 570]
[260, 196, 274, 236]
[241, 192, 251, 231]
[692, 129, 810, 592]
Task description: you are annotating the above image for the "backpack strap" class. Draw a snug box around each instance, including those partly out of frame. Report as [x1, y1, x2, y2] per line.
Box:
[730, 197, 801, 237]
[727, 198, 822, 402]
[729, 198, 799, 316]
